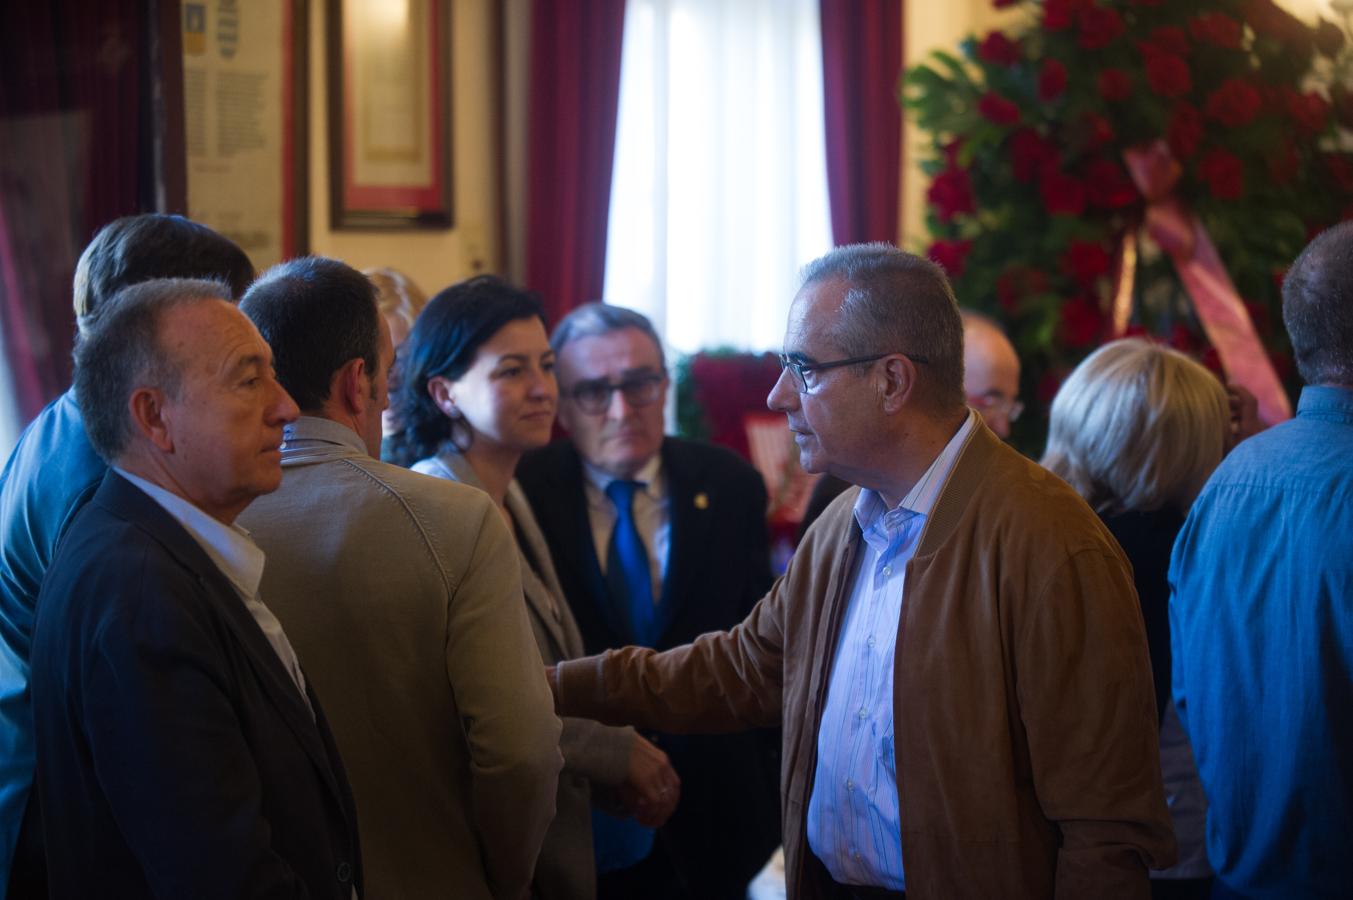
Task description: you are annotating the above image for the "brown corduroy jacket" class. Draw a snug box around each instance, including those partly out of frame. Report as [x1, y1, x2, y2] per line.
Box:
[556, 421, 1176, 900]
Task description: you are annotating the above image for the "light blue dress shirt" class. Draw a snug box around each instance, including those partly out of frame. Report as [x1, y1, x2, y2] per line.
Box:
[806, 412, 975, 890]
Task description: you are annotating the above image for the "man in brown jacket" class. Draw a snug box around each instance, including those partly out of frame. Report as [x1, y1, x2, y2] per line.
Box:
[551, 244, 1175, 900]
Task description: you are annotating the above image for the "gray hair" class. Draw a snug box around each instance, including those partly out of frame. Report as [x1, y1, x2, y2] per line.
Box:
[550, 302, 666, 370]
[800, 243, 965, 410]
[1282, 220, 1353, 386]
[74, 278, 231, 462]
[1041, 338, 1230, 515]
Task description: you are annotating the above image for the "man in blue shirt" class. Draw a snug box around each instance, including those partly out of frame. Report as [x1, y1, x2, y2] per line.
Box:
[1170, 220, 1353, 900]
[0, 215, 252, 897]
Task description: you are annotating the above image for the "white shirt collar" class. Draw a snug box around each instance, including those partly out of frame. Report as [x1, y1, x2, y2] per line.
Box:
[852, 409, 978, 534]
[582, 452, 665, 502]
[114, 467, 266, 602]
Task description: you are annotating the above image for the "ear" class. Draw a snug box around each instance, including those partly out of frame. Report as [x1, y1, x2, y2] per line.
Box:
[128, 387, 174, 452]
[426, 375, 458, 418]
[877, 355, 920, 415]
[333, 357, 368, 417]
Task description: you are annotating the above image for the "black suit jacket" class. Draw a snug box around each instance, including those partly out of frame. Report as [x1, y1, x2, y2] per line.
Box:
[517, 437, 781, 895]
[30, 471, 362, 900]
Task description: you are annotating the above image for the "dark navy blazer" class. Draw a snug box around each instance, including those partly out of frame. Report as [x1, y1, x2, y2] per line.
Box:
[30, 471, 362, 899]
[518, 437, 782, 896]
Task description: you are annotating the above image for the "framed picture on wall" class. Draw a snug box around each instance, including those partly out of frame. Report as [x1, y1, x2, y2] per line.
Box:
[327, 0, 453, 229]
[182, 0, 309, 269]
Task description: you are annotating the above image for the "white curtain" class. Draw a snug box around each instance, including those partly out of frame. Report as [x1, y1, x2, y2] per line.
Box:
[602, 0, 833, 355]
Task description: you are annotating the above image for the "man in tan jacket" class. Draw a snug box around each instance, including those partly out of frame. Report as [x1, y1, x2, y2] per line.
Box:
[551, 244, 1175, 900]
[237, 257, 562, 900]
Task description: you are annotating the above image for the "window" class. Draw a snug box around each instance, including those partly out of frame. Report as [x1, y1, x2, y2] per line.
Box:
[603, 0, 833, 354]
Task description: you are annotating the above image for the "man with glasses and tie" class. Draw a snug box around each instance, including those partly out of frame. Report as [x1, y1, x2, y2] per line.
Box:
[545, 245, 1176, 900]
[517, 303, 782, 900]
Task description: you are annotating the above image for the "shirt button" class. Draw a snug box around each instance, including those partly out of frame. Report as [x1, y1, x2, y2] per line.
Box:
[867, 636, 876, 648]
[853, 850, 862, 860]
[335, 861, 353, 883]
[845, 778, 854, 791]
[882, 565, 892, 577]
[858, 707, 867, 720]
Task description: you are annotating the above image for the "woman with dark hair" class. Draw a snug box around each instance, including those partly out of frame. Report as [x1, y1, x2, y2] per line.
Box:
[386, 276, 680, 900]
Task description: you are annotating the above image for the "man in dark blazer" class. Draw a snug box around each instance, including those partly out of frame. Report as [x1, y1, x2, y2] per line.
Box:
[517, 303, 781, 900]
[30, 278, 362, 899]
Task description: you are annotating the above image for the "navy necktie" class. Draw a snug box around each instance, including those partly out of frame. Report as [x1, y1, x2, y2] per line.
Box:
[605, 479, 656, 646]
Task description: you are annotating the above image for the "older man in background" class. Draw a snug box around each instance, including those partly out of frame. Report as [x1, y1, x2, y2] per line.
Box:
[31, 278, 362, 899]
[517, 303, 781, 900]
[550, 244, 1174, 900]
[0, 215, 253, 897]
[238, 257, 562, 900]
[1170, 221, 1353, 899]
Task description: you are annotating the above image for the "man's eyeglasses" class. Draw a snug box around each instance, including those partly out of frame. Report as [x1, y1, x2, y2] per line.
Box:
[777, 352, 931, 394]
[968, 393, 1024, 423]
[566, 372, 666, 415]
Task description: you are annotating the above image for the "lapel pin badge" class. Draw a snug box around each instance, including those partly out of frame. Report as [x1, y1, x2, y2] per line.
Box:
[694, 492, 709, 510]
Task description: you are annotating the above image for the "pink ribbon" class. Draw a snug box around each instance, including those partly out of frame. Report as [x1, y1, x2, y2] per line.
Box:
[1119, 141, 1292, 425]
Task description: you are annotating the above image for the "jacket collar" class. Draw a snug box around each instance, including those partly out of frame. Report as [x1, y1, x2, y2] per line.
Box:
[94, 470, 344, 801]
[280, 416, 369, 465]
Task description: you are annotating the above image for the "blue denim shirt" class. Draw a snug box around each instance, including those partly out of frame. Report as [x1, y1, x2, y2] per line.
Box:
[0, 389, 106, 888]
[1169, 385, 1353, 899]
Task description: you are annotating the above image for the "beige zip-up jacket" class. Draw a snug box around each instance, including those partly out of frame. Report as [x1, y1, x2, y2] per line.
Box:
[240, 417, 562, 900]
[557, 421, 1176, 900]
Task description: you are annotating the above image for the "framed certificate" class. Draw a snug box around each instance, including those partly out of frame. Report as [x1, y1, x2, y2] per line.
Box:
[327, 0, 453, 228]
[182, 0, 308, 270]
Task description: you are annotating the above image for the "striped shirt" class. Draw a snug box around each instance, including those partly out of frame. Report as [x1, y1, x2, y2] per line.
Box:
[805, 410, 976, 889]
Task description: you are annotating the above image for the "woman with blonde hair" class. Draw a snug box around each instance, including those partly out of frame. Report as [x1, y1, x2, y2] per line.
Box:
[364, 267, 429, 439]
[1042, 337, 1231, 900]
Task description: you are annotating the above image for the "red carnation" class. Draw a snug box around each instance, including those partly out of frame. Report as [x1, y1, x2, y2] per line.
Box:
[1168, 103, 1204, 160]
[979, 31, 1021, 66]
[1145, 54, 1192, 98]
[1197, 148, 1245, 200]
[1146, 26, 1190, 56]
[1078, 6, 1125, 50]
[1169, 323, 1202, 354]
[1205, 79, 1262, 127]
[1040, 171, 1087, 216]
[1084, 158, 1138, 208]
[1082, 113, 1115, 148]
[978, 92, 1022, 126]
[927, 239, 973, 278]
[996, 266, 1050, 313]
[1286, 90, 1330, 136]
[1098, 69, 1132, 102]
[1061, 241, 1112, 288]
[1043, 0, 1083, 31]
[1189, 13, 1243, 49]
[1038, 59, 1068, 102]
[927, 168, 976, 222]
[1059, 297, 1104, 348]
[1011, 129, 1058, 183]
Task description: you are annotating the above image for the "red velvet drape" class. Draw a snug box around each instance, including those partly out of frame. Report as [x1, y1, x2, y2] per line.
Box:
[0, 1, 150, 423]
[524, 0, 628, 326]
[820, 0, 903, 247]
